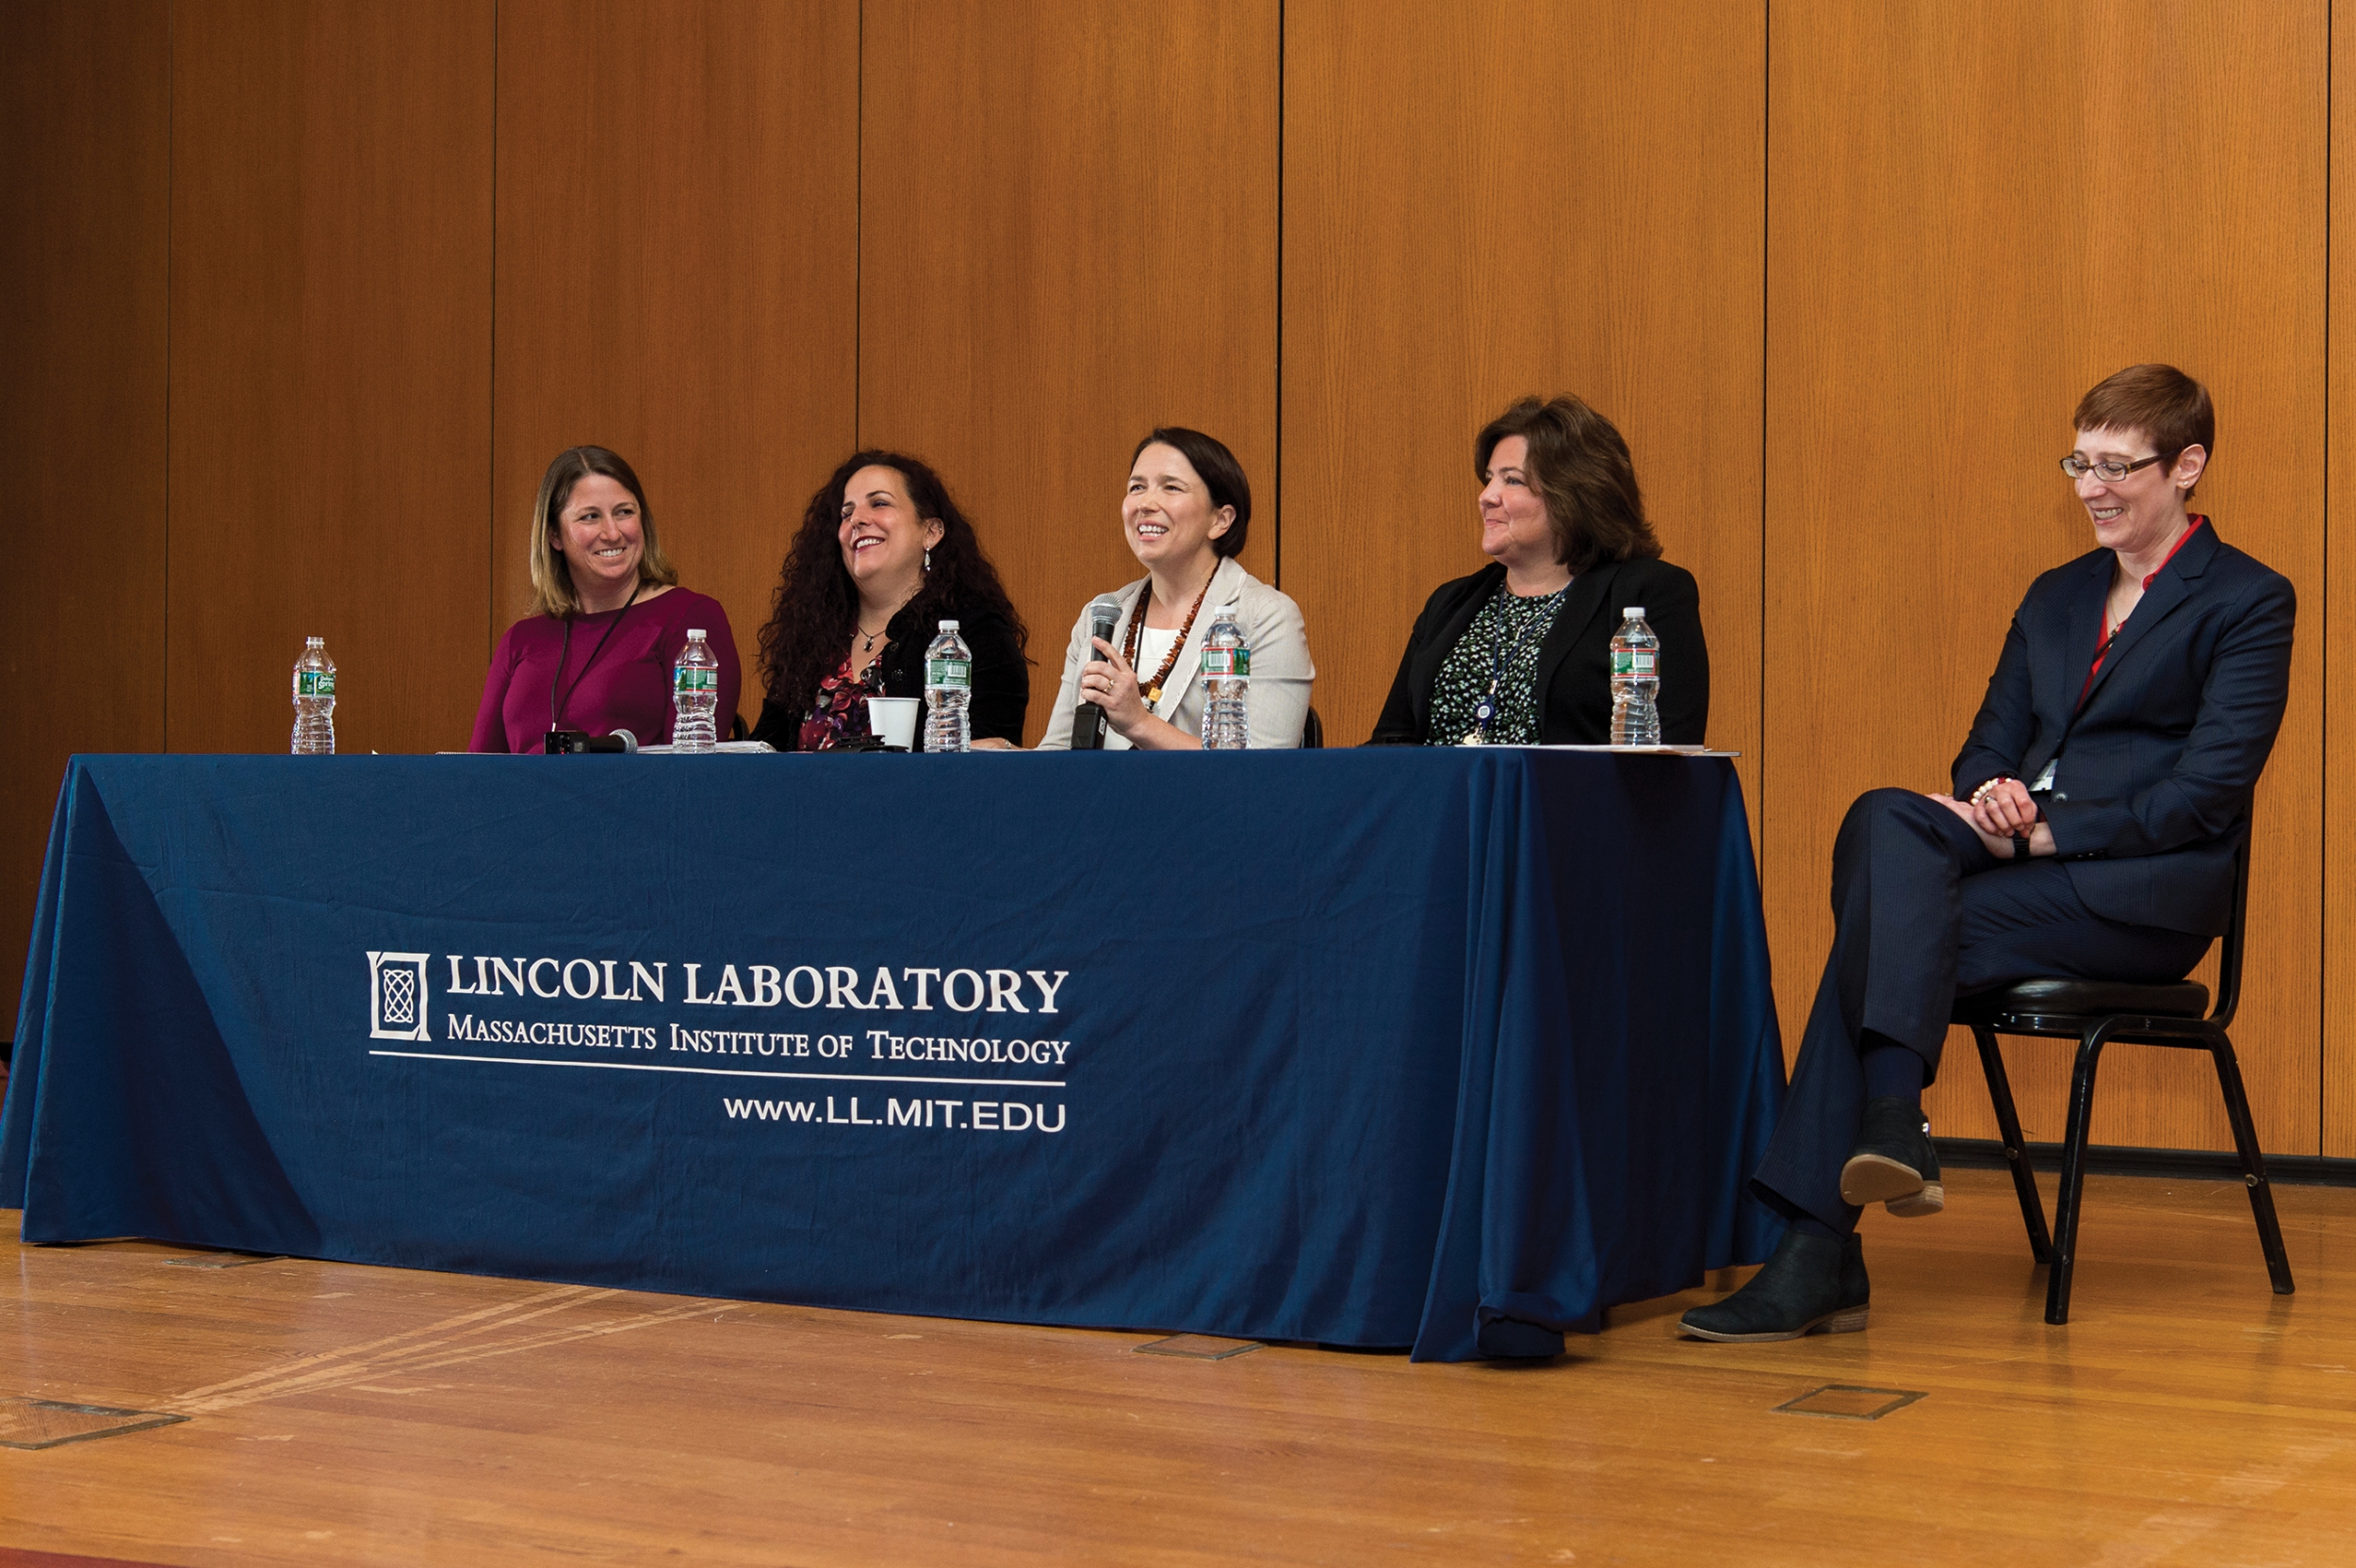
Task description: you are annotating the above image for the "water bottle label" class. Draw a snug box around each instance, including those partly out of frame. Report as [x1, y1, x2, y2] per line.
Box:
[296, 671, 335, 697]
[674, 668, 717, 694]
[1201, 647, 1251, 678]
[927, 658, 972, 688]
[1611, 650, 1657, 678]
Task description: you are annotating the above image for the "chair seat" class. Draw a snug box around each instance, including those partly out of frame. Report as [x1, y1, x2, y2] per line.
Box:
[1955, 975, 2211, 1022]
[1952, 829, 2288, 1326]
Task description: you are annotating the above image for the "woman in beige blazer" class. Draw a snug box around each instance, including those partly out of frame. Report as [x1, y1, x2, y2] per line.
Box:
[1037, 428, 1314, 750]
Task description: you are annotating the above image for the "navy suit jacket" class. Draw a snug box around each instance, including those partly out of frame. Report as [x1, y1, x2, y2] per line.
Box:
[1951, 520, 2295, 936]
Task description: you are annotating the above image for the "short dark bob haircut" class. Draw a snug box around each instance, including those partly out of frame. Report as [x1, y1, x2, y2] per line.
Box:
[1132, 427, 1252, 559]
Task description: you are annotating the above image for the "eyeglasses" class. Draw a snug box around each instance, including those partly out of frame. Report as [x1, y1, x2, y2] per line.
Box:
[2059, 453, 2164, 482]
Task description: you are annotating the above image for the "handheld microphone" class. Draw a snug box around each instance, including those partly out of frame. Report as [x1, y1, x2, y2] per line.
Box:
[544, 728, 640, 755]
[1072, 594, 1121, 750]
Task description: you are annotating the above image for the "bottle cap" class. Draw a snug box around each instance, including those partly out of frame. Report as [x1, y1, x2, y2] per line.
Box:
[305, 636, 323, 646]
[941, 619, 960, 630]
[1622, 607, 1644, 618]
[687, 629, 706, 638]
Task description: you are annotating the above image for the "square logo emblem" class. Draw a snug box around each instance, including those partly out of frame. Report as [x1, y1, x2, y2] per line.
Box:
[368, 951, 431, 1041]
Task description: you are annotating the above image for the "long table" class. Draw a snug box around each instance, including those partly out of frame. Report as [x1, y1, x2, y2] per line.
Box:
[1, 749, 1784, 1361]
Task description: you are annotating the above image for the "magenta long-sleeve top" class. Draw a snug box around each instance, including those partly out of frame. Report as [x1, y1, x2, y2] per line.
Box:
[469, 587, 744, 753]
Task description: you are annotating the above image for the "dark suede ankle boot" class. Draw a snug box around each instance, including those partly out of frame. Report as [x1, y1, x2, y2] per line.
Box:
[1677, 1230, 1868, 1343]
[1840, 1096, 1944, 1217]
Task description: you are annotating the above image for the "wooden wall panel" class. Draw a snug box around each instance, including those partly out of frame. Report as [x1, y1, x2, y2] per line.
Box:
[492, 0, 859, 725]
[0, 0, 169, 1029]
[168, 0, 493, 756]
[2331, 0, 2356, 1160]
[5, 0, 2348, 1167]
[859, 0, 1280, 744]
[1282, 1, 1764, 792]
[1768, 1, 2327, 1154]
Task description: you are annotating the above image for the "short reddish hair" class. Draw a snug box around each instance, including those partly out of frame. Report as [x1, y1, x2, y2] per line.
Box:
[2072, 364, 2214, 466]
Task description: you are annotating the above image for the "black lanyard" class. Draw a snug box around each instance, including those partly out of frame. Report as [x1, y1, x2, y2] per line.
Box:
[1474, 583, 1567, 737]
[549, 581, 644, 731]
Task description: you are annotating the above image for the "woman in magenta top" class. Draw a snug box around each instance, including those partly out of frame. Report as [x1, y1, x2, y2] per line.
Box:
[470, 446, 743, 752]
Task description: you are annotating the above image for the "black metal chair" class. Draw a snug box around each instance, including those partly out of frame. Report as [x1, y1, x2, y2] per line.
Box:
[1951, 830, 2293, 1324]
[1301, 706, 1323, 749]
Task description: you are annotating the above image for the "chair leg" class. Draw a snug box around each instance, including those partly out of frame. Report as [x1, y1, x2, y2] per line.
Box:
[2205, 1028, 2296, 1297]
[1972, 1022, 2052, 1263]
[2047, 1019, 2118, 1325]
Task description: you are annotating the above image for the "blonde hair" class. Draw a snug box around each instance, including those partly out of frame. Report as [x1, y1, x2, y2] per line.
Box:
[527, 446, 679, 617]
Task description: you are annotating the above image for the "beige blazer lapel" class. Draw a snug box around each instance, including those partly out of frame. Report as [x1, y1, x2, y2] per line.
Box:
[1151, 557, 1238, 722]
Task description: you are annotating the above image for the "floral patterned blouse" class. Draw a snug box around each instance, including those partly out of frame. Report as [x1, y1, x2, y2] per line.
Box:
[1425, 581, 1569, 746]
[798, 655, 885, 751]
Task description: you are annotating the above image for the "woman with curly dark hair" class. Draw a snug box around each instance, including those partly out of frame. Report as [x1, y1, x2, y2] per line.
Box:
[748, 451, 1029, 751]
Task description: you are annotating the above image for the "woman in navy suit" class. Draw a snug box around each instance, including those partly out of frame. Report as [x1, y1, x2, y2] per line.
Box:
[1682, 365, 2296, 1342]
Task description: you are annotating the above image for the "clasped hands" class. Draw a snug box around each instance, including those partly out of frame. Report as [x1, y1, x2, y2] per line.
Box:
[1925, 776, 2054, 860]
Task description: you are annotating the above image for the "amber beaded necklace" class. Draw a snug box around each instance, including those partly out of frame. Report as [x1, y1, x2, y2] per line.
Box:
[1121, 571, 1217, 709]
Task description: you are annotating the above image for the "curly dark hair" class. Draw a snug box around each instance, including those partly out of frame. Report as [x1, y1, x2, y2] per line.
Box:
[757, 450, 1028, 713]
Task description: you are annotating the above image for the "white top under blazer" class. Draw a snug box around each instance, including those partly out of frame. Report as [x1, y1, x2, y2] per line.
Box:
[1036, 556, 1316, 749]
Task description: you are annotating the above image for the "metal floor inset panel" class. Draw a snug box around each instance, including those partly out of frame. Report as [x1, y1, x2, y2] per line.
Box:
[1136, 1334, 1261, 1360]
[0, 1397, 188, 1450]
[1773, 1384, 1927, 1421]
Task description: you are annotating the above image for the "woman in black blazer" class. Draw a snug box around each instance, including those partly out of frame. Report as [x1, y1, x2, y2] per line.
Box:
[1368, 395, 1709, 746]
[749, 451, 1029, 751]
[1681, 365, 2296, 1345]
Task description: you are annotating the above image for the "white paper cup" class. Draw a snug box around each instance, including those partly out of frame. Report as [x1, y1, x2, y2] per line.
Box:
[866, 696, 922, 750]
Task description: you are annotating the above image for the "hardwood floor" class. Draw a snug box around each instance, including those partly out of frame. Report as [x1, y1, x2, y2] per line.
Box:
[4, 1168, 2354, 1566]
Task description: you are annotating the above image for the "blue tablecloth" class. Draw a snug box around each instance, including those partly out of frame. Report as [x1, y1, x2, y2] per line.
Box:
[1, 749, 1783, 1361]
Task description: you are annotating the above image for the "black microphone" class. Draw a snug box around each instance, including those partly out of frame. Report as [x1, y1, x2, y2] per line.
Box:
[543, 727, 640, 754]
[1071, 594, 1121, 750]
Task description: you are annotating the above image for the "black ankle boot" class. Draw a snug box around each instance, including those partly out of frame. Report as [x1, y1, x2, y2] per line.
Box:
[1840, 1097, 1944, 1217]
[1678, 1230, 1869, 1343]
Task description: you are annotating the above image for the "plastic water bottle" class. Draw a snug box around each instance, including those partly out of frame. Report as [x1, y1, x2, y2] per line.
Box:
[1610, 607, 1661, 746]
[1199, 602, 1252, 750]
[291, 637, 336, 755]
[924, 620, 973, 753]
[672, 629, 719, 753]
